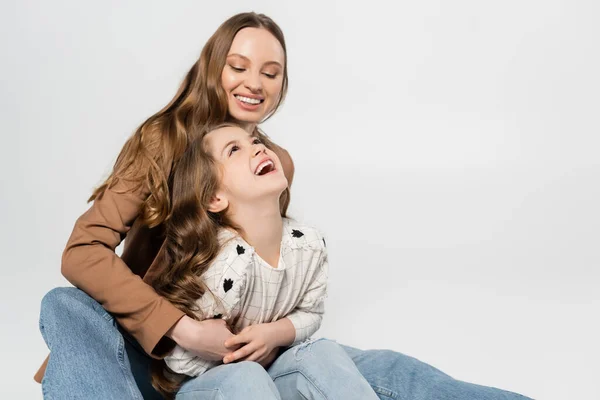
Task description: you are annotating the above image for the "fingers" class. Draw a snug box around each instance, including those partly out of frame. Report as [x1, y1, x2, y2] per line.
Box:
[258, 347, 279, 368]
[223, 341, 261, 364]
[243, 350, 263, 362]
[224, 336, 242, 349]
[224, 330, 251, 349]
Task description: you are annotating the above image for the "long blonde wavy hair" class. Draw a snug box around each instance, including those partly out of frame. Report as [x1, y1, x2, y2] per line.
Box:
[149, 123, 289, 398]
[89, 12, 289, 229]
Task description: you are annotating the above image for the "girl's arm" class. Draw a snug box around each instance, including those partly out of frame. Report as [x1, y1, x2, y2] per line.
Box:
[221, 318, 296, 365]
[223, 247, 329, 363]
[281, 250, 329, 346]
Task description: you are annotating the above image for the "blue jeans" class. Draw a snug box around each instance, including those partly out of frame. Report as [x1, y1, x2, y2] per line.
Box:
[177, 339, 379, 399]
[39, 287, 533, 399]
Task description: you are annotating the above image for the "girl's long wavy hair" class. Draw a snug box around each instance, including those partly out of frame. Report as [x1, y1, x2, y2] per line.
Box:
[149, 123, 289, 398]
[88, 12, 289, 230]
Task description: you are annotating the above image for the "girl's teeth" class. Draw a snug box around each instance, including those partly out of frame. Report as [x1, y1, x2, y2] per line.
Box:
[256, 160, 273, 175]
[235, 95, 261, 105]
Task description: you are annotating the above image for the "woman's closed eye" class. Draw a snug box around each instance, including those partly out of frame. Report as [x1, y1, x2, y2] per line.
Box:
[229, 65, 246, 72]
[252, 138, 262, 145]
[229, 64, 277, 79]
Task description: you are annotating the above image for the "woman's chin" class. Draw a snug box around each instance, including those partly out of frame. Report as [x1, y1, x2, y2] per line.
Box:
[228, 104, 271, 124]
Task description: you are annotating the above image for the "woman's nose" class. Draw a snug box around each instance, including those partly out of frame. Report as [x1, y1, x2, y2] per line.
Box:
[244, 72, 263, 92]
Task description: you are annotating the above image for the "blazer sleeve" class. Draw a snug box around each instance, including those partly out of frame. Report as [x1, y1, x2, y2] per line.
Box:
[61, 179, 185, 357]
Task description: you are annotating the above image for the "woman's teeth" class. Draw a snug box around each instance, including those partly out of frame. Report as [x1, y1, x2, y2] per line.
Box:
[235, 95, 262, 105]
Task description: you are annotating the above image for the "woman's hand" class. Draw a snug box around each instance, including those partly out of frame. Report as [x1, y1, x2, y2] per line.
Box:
[223, 319, 295, 365]
[167, 316, 239, 361]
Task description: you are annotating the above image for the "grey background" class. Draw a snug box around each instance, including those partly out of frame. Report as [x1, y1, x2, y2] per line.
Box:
[1, 1, 599, 399]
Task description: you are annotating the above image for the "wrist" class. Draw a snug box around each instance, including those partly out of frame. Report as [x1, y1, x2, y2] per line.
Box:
[166, 315, 195, 345]
[270, 318, 295, 347]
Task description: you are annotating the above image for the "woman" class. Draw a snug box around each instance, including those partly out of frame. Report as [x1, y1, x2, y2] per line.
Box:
[37, 11, 531, 399]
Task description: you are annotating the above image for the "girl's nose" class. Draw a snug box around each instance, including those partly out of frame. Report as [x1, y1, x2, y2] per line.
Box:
[253, 144, 266, 157]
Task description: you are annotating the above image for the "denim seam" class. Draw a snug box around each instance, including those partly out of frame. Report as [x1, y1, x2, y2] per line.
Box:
[272, 369, 328, 399]
[41, 375, 51, 400]
[298, 390, 309, 400]
[39, 318, 52, 399]
[90, 299, 114, 322]
[116, 334, 144, 400]
[39, 316, 48, 347]
[370, 384, 398, 399]
[176, 388, 222, 399]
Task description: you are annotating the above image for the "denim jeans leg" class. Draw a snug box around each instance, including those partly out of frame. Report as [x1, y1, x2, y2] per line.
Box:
[268, 338, 379, 400]
[176, 361, 281, 399]
[39, 287, 144, 400]
[120, 326, 164, 400]
[340, 344, 533, 400]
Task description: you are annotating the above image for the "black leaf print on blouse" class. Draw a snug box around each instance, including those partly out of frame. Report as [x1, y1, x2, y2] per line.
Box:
[213, 314, 223, 319]
[223, 278, 233, 293]
[323, 237, 326, 247]
[291, 229, 304, 238]
[236, 244, 245, 255]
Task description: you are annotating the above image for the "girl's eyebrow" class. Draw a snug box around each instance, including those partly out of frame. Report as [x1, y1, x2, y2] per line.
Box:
[221, 135, 257, 156]
[221, 140, 238, 157]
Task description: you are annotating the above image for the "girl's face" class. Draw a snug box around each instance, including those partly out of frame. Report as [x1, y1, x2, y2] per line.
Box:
[221, 28, 285, 128]
[205, 126, 288, 212]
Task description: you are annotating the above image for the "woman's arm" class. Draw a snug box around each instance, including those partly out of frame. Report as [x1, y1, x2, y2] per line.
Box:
[61, 179, 185, 357]
[167, 317, 236, 360]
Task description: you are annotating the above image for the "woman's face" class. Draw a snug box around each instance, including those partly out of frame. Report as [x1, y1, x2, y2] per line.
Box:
[221, 28, 285, 129]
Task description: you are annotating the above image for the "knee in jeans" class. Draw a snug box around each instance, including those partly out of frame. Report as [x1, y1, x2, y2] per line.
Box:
[227, 361, 270, 381]
[291, 338, 347, 369]
[41, 287, 81, 316]
[40, 287, 107, 323]
[297, 338, 341, 357]
[307, 338, 340, 351]
[373, 349, 398, 359]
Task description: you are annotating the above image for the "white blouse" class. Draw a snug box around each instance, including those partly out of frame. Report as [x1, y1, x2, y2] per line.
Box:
[164, 218, 329, 377]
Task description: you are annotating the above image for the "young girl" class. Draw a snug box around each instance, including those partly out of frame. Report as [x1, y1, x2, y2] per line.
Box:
[148, 123, 380, 399]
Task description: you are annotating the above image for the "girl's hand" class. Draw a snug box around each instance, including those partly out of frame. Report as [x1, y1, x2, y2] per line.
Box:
[222, 323, 283, 364]
[167, 316, 239, 361]
[258, 347, 280, 369]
